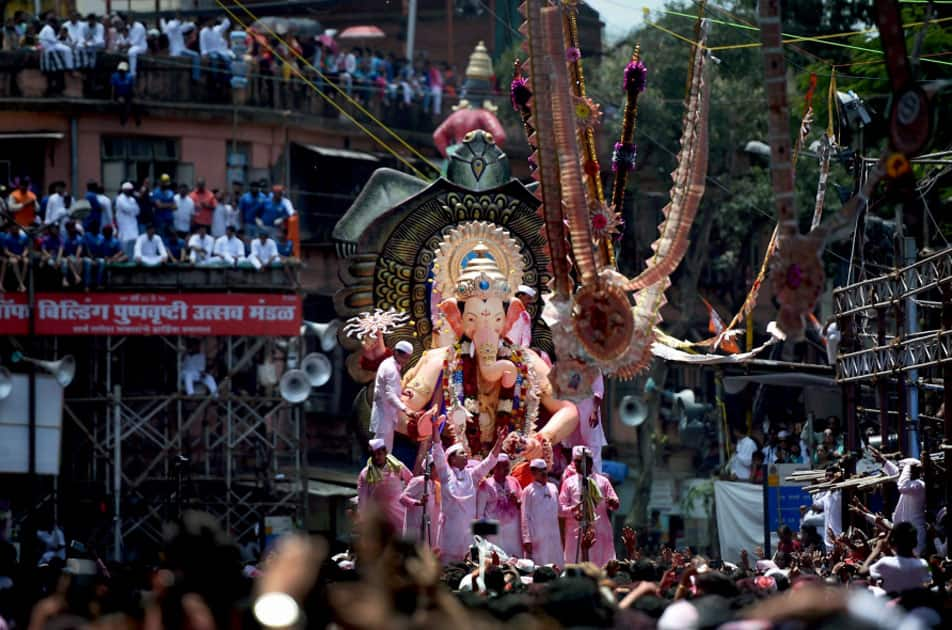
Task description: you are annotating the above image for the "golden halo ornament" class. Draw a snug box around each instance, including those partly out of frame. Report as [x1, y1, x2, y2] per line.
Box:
[573, 95, 602, 132]
[433, 221, 525, 298]
[572, 283, 635, 362]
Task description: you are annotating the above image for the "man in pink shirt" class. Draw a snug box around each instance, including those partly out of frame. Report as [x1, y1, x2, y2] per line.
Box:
[476, 453, 522, 557]
[521, 458, 562, 567]
[399, 450, 440, 547]
[357, 438, 412, 534]
[559, 446, 619, 568]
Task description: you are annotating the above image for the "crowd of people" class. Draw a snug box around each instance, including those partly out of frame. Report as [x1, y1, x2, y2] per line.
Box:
[0, 9, 463, 121]
[0, 175, 298, 291]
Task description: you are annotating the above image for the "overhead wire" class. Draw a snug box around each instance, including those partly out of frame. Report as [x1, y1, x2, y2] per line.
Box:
[212, 0, 438, 180]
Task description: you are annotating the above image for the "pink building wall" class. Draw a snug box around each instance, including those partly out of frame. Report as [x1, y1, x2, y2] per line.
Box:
[0, 110, 352, 194]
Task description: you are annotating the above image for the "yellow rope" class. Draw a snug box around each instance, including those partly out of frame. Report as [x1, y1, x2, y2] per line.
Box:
[221, 0, 440, 175]
[211, 1, 434, 180]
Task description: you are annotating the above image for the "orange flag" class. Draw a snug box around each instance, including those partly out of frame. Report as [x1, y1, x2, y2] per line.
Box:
[701, 297, 741, 353]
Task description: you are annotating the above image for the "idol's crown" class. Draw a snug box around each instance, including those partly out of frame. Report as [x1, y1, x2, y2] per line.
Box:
[455, 243, 512, 301]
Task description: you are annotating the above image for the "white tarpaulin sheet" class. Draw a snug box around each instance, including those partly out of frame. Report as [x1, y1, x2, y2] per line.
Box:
[714, 481, 764, 564]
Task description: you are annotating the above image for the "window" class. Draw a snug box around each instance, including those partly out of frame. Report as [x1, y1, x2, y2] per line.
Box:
[100, 136, 192, 194]
[226, 141, 252, 187]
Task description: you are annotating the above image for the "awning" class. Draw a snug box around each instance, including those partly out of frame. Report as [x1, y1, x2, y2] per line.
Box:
[0, 132, 65, 140]
[297, 144, 379, 162]
[723, 372, 838, 394]
[307, 480, 357, 498]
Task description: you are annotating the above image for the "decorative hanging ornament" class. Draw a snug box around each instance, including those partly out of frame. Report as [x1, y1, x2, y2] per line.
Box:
[590, 203, 623, 242]
[510, 74, 532, 113]
[566, 46, 582, 63]
[624, 60, 648, 94]
[611, 142, 637, 173]
[573, 95, 602, 131]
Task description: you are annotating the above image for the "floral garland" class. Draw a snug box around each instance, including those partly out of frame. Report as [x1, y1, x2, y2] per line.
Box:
[441, 340, 537, 455]
[611, 142, 637, 173]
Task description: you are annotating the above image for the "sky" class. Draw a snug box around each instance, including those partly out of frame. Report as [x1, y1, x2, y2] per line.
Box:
[584, 0, 670, 43]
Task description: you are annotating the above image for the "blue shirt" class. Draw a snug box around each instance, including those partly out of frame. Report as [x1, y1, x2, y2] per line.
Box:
[99, 237, 121, 258]
[276, 238, 293, 257]
[239, 191, 265, 224]
[3, 230, 29, 255]
[261, 197, 289, 227]
[111, 71, 135, 97]
[165, 235, 186, 260]
[152, 187, 176, 215]
[83, 232, 103, 256]
[41, 234, 62, 253]
[62, 234, 84, 256]
[82, 191, 103, 232]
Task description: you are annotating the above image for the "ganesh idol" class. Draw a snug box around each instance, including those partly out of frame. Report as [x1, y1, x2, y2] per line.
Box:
[398, 222, 578, 466]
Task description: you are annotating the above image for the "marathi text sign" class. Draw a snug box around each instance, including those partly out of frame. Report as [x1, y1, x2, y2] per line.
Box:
[0, 294, 30, 335]
[29, 293, 301, 336]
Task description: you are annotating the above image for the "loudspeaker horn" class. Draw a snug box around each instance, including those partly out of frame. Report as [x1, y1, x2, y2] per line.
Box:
[672, 389, 710, 419]
[619, 395, 648, 427]
[257, 358, 279, 387]
[301, 320, 341, 352]
[0, 367, 12, 400]
[301, 352, 332, 388]
[11, 352, 76, 387]
[279, 369, 311, 404]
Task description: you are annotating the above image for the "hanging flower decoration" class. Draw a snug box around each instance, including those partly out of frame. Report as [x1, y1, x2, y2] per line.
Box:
[769, 234, 824, 341]
[624, 60, 648, 94]
[573, 95, 602, 131]
[590, 203, 623, 242]
[510, 75, 532, 113]
[612, 142, 637, 172]
[566, 46, 582, 63]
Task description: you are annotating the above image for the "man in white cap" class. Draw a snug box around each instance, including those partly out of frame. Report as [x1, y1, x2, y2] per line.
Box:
[505, 284, 536, 347]
[370, 339, 418, 453]
[559, 446, 619, 567]
[430, 414, 505, 563]
[399, 439, 441, 546]
[357, 438, 412, 534]
[476, 453, 522, 557]
[520, 458, 562, 567]
[870, 447, 927, 555]
[114, 181, 141, 260]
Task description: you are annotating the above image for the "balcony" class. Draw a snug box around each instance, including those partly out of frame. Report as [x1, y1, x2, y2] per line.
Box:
[0, 50, 455, 140]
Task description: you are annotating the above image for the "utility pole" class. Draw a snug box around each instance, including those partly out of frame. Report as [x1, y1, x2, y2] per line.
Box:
[903, 237, 920, 458]
[406, 0, 418, 63]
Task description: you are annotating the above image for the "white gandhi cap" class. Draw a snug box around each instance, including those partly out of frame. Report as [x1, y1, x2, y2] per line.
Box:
[394, 340, 413, 354]
[368, 438, 386, 451]
[529, 458, 547, 469]
[516, 284, 536, 297]
[445, 443, 465, 458]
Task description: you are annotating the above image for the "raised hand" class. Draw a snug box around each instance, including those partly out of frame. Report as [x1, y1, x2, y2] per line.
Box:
[581, 526, 596, 550]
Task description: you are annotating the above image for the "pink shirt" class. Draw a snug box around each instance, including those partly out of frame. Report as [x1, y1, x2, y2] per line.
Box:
[477, 475, 523, 557]
[357, 462, 412, 534]
[521, 480, 562, 567]
[559, 472, 618, 568]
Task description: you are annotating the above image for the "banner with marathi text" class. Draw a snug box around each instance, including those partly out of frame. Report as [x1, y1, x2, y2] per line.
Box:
[1, 293, 301, 336]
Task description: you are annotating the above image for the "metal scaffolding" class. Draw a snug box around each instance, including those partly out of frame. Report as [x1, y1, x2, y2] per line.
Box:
[62, 334, 307, 560]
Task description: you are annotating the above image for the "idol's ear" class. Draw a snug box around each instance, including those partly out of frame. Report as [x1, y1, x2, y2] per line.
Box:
[438, 299, 463, 338]
[502, 298, 526, 337]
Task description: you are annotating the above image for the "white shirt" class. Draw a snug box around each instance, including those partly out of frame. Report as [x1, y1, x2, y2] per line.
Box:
[211, 202, 238, 237]
[182, 351, 207, 374]
[214, 234, 245, 259]
[96, 193, 114, 229]
[66, 20, 84, 46]
[173, 193, 195, 233]
[869, 555, 931, 593]
[199, 18, 230, 57]
[343, 52, 357, 74]
[818, 489, 842, 551]
[115, 193, 140, 242]
[38, 24, 58, 47]
[81, 22, 105, 48]
[160, 18, 195, 56]
[370, 356, 406, 433]
[134, 233, 167, 259]
[45, 192, 68, 228]
[250, 237, 278, 263]
[187, 233, 215, 262]
[883, 460, 926, 531]
[731, 436, 758, 480]
[127, 21, 147, 49]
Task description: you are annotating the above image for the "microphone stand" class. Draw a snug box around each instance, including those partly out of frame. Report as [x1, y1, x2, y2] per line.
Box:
[419, 453, 432, 546]
[575, 458, 591, 563]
